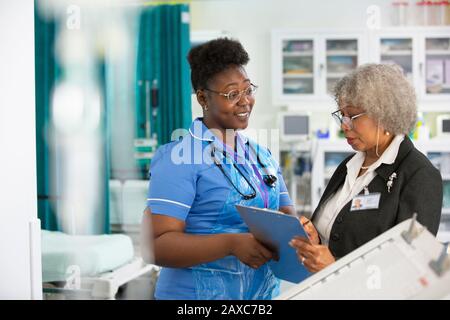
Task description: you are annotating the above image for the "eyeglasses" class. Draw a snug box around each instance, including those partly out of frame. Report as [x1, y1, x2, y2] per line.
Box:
[331, 109, 366, 130]
[204, 84, 258, 104]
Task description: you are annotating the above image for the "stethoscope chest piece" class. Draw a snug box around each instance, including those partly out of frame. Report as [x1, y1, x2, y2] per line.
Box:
[210, 143, 277, 200]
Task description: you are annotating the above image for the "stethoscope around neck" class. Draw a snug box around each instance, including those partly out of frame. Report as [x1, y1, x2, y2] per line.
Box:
[210, 142, 277, 200]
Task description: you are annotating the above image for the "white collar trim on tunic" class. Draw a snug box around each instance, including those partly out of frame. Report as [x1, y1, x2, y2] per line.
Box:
[188, 117, 249, 144]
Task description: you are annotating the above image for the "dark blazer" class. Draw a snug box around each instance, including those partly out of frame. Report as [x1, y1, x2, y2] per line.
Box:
[311, 137, 443, 259]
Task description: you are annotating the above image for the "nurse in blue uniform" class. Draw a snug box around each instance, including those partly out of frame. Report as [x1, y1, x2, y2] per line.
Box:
[141, 38, 300, 300]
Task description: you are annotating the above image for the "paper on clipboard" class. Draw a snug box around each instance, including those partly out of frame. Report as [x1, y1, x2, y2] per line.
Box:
[235, 205, 311, 283]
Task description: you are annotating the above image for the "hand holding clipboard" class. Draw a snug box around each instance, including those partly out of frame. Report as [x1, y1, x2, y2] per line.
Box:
[299, 216, 320, 245]
[235, 205, 312, 283]
[289, 217, 336, 273]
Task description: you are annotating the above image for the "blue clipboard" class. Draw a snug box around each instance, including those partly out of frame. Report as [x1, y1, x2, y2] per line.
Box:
[235, 205, 311, 283]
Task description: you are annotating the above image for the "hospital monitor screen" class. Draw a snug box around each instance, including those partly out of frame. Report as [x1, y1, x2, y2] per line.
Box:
[443, 119, 450, 133]
[281, 114, 309, 141]
[437, 115, 450, 136]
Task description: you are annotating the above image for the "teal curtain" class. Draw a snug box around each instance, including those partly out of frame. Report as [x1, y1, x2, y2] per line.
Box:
[136, 4, 192, 176]
[34, 5, 60, 231]
[96, 61, 111, 234]
[35, 3, 192, 229]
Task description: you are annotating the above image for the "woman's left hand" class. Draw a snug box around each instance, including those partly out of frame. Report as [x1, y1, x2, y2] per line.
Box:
[289, 237, 335, 273]
[299, 216, 320, 245]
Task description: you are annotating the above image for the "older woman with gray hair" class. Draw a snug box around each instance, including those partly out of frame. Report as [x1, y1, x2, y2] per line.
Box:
[290, 63, 443, 273]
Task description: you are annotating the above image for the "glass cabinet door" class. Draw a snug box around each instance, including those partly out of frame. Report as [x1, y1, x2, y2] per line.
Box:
[326, 39, 358, 94]
[428, 152, 450, 213]
[428, 151, 450, 242]
[424, 37, 450, 95]
[379, 38, 413, 84]
[282, 39, 314, 95]
[444, 180, 450, 215]
[324, 151, 353, 185]
[280, 151, 312, 215]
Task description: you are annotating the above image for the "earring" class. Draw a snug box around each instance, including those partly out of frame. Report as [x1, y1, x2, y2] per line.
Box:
[385, 131, 390, 136]
[204, 106, 208, 111]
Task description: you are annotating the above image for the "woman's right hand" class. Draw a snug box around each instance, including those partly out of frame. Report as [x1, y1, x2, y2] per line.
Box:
[230, 233, 273, 269]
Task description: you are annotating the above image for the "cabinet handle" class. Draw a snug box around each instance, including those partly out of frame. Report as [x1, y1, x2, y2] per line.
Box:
[319, 63, 324, 77]
[419, 62, 424, 78]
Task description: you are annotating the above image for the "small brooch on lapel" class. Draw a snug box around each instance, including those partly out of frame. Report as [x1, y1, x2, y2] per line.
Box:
[387, 172, 397, 193]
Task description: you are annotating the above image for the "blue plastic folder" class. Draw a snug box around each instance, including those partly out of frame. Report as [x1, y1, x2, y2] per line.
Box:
[235, 205, 311, 283]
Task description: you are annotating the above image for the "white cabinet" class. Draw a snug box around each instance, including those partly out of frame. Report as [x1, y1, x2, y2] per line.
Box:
[280, 139, 354, 216]
[369, 27, 450, 110]
[272, 27, 450, 111]
[305, 138, 450, 242]
[370, 32, 419, 89]
[423, 144, 450, 214]
[415, 139, 450, 242]
[271, 30, 367, 108]
[421, 33, 450, 98]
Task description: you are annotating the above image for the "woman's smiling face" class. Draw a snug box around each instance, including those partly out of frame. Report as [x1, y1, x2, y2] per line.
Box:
[199, 65, 255, 131]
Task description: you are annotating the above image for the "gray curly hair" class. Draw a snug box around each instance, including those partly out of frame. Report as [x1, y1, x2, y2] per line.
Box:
[334, 63, 417, 135]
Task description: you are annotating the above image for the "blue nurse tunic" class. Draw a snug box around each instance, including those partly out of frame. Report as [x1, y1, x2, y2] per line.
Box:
[146, 118, 293, 300]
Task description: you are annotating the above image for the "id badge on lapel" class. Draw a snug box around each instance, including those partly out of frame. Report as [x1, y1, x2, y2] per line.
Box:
[350, 192, 381, 211]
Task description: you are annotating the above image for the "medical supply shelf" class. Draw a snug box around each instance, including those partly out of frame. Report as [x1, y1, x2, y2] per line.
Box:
[279, 141, 313, 215]
[281, 138, 450, 243]
[370, 27, 450, 105]
[272, 30, 367, 108]
[272, 27, 450, 112]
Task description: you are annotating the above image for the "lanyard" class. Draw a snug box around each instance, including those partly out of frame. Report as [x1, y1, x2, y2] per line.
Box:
[236, 136, 269, 208]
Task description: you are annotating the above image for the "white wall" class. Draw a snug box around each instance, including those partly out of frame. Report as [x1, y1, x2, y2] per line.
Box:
[190, 0, 393, 133]
[0, 0, 42, 299]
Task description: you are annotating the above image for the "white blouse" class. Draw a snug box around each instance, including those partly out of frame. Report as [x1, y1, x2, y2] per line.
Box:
[313, 135, 405, 245]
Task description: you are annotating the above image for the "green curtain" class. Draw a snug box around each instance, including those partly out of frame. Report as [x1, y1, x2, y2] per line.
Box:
[34, 5, 60, 231]
[136, 4, 192, 170]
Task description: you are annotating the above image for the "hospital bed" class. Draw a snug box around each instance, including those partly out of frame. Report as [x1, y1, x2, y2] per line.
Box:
[42, 179, 160, 299]
[41, 230, 160, 299]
